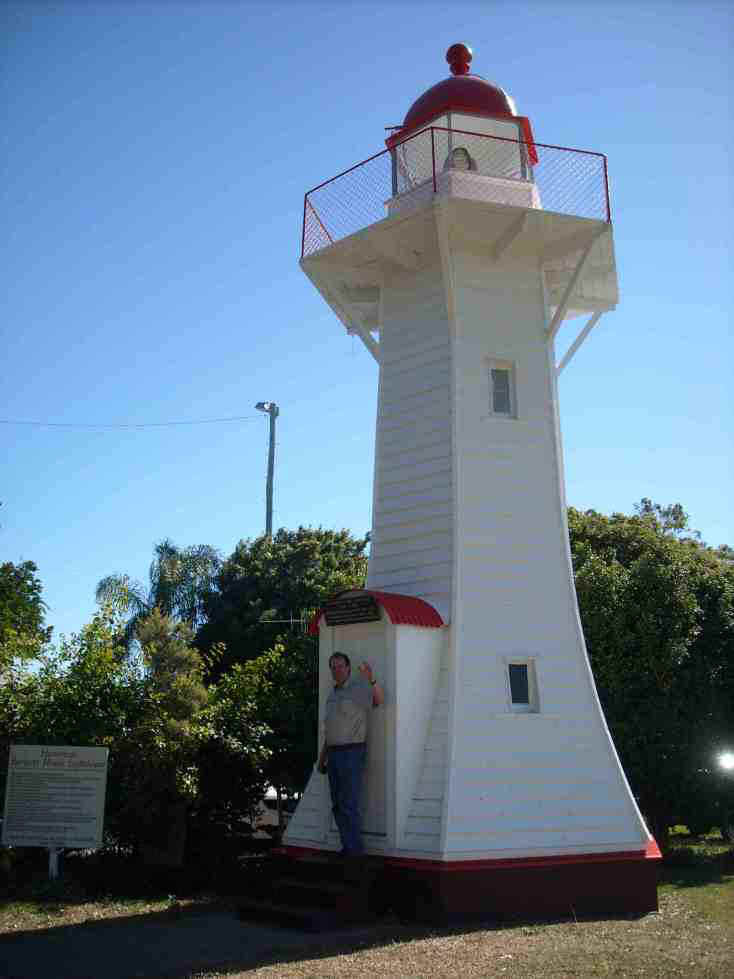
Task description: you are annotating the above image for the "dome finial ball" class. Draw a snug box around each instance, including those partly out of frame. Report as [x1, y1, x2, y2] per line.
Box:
[446, 43, 472, 76]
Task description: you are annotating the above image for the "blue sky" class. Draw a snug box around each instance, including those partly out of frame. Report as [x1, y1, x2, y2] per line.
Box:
[2, 1, 731, 642]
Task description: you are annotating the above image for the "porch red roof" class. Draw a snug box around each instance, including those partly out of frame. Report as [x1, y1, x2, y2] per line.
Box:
[308, 589, 444, 634]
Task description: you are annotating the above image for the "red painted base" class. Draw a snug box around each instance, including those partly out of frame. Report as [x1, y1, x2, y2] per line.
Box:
[281, 843, 661, 922]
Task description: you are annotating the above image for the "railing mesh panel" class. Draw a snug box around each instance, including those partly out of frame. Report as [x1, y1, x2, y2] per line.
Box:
[303, 152, 393, 258]
[302, 128, 609, 258]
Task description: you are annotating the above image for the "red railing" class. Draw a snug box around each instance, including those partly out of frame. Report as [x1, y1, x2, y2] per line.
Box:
[301, 127, 611, 259]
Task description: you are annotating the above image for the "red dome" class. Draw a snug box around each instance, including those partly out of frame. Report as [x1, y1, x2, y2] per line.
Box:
[386, 44, 537, 164]
[400, 43, 514, 136]
[402, 74, 514, 134]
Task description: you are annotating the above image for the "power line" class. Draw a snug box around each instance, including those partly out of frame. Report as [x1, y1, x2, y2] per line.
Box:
[0, 415, 261, 430]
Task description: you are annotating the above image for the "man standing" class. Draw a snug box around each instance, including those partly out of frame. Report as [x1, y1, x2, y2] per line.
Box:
[317, 652, 384, 857]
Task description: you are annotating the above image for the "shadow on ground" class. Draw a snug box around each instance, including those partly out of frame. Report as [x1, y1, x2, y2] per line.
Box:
[661, 865, 733, 890]
[0, 904, 403, 979]
[0, 901, 661, 979]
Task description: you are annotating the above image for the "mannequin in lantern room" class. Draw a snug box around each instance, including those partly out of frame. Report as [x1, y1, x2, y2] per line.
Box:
[317, 652, 384, 856]
[444, 145, 477, 171]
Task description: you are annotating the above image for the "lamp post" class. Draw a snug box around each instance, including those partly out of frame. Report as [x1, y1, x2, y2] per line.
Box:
[255, 401, 279, 537]
[717, 751, 734, 843]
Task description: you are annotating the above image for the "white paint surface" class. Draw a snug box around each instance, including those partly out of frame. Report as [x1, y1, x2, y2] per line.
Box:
[291, 130, 652, 862]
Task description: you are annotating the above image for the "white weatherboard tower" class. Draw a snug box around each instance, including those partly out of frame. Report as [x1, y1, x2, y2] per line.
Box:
[285, 44, 659, 915]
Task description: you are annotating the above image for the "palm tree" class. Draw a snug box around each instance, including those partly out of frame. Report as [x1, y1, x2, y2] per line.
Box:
[96, 539, 221, 652]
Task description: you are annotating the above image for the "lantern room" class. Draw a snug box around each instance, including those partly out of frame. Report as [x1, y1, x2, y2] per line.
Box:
[386, 43, 540, 214]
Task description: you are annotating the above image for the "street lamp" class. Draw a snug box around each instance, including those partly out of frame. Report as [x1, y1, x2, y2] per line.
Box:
[255, 401, 279, 537]
[717, 751, 734, 843]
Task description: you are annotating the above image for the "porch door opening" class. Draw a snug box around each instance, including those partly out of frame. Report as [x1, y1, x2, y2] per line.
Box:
[329, 622, 387, 838]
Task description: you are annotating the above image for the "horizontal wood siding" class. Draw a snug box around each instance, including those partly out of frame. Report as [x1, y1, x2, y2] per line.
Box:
[283, 770, 326, 843]
[402, 662, 450, 850]
[367, 269, 453, 621]
[442, 716, 645, 852]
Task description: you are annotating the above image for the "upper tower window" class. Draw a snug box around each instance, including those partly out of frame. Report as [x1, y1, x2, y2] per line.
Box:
[487, 359, 516, 418]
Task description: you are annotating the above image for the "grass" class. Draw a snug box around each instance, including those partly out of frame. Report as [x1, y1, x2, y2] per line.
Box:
[219, 898, 732, 978]
[1, 831, 732, 978]
[659, 828, 733, 926]
[0, 850, 227, 933]
[0, 891, 219, 933]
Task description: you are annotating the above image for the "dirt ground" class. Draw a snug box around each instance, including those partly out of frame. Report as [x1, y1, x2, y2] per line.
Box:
[1, 889, 732, 979]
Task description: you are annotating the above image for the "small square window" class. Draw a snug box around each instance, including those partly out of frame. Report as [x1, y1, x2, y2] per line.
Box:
[487, 359, 516, 417]
[505, 659, 539, 713]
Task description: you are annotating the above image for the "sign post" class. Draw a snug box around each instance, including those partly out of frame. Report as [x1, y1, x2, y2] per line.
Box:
[48, 847, 60, 880]
[2, 745, 109, 878]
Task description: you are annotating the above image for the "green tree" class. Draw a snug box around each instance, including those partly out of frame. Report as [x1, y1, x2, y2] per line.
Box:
[0, 561, 52, 675]
[194, 658, 273, 857]
[225, 634, 318, 827]
[634, 498, 701, 541]
[116, 609, 272, 865]
[570, 503, 734, 846]
[0, 605, 146, 834]
[197, 526, 368, 677]
[714, 544, 734, 564]
[112, 609, 209, 864]
[96, 538, 221, 652]
[0, 606, 272, 867]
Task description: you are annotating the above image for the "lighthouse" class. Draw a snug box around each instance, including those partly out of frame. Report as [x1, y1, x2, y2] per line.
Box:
[284, 44, 660, 917]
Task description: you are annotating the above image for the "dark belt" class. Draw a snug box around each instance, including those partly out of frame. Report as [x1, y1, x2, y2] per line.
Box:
[327, 742, 366, 751]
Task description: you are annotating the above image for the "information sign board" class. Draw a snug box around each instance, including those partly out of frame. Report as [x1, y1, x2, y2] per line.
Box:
[2, 745, 109, 849]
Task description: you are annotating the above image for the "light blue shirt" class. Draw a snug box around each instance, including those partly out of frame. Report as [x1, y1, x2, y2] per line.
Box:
[324, 676, 373, 745]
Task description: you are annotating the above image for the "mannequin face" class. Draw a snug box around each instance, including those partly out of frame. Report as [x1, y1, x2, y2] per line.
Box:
[451, 147, 471, 171]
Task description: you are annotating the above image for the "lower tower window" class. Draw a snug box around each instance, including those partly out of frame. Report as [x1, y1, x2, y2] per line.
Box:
[505, 659, 539, 713]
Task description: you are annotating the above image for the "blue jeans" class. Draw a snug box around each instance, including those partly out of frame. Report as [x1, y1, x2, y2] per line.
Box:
[327, 744, 367, 855]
